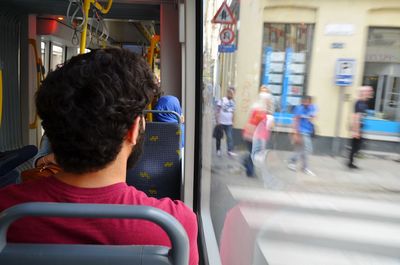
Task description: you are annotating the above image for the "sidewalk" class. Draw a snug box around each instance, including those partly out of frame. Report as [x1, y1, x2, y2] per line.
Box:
[212, 149, 400, 199]
[264, 150, 400, 193]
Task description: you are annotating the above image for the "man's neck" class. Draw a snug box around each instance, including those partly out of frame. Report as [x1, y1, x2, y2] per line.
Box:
[55, 154, 128, 188]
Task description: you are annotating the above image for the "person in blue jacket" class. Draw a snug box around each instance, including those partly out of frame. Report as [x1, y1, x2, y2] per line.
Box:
[153, 95, 185, 148]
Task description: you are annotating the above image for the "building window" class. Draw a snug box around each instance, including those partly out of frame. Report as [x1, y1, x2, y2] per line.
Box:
[260, 23, 314, 112]
[363, 27, 400, 121]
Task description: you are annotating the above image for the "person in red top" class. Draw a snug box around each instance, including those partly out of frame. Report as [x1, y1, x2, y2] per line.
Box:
[0, 48, 198, 265]
[242, 86, 272, 177]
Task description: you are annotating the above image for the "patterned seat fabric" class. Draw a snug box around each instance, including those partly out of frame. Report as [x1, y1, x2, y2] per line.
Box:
[126, 122, 182, 200]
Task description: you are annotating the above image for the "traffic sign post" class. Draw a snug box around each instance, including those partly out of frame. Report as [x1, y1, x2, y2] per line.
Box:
[333, 58, 356, 155]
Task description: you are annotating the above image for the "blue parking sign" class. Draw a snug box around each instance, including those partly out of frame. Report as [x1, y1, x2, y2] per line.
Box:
[335, 59, 355, 86]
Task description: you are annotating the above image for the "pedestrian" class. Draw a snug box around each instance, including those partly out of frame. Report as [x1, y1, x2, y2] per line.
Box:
[242, 86, 271, 176]
[216, 87, 237, 157]
[287, 95, 317, 176]
[348, 86, 373, 169]
[251, 96, 275, 164]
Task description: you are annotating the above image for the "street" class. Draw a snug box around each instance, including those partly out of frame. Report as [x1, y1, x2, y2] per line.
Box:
[211, 149, 400, 265]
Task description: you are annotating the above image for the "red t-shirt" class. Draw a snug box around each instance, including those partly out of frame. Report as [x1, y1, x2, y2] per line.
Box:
[0, 177, 198, 265]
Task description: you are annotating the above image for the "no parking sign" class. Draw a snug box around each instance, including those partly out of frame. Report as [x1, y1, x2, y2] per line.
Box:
[219, 28, 235, 45]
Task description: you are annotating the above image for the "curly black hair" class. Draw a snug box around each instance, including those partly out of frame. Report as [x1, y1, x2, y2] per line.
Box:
[36, 48, 160, 173]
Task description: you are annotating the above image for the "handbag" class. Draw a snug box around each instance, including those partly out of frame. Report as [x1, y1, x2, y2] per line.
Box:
[21, 164, 62, 182]
[213, 125, 224, 139]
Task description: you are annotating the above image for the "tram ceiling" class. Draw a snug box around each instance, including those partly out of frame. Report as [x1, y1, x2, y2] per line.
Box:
[0, 0, 160, 21]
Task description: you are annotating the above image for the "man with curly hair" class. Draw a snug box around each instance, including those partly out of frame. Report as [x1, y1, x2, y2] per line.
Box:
[0, 48, 198, 265]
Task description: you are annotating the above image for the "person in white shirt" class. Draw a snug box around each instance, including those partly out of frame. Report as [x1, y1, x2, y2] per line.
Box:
[216, 87, 236, 157]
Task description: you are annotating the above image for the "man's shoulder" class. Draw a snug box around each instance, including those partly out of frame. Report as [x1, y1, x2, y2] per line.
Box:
[124, 186, 196, 219]
[0, 181, 42, 212]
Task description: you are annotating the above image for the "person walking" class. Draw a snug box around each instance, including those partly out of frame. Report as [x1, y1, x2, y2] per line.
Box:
[348, 86, 373, 169]
[216, 87, 237, 157]
[287, 95, 317, 176]
[242, 86, 271, 176]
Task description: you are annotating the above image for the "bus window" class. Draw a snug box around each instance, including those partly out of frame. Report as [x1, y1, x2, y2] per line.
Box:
[50, 44, 64, 71]
[199, 1, 400, 265]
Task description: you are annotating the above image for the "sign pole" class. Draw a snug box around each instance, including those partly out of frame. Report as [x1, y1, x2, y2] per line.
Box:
[332, 86, 345, 156]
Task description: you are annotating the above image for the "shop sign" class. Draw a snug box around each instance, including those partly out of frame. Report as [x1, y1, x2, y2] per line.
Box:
[271, 52, 285, 62]
[289, 86, 303, 96]
[291, 52, 306, 63]
[288, 64, 305, 74]
[269, 84, 282, 94]
[325, 24, 355, 36]
[289, 75, 304, 85]
[270, 63, 284, 73]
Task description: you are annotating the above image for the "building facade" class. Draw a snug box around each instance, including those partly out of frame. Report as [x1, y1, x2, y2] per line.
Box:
[226, 0, 400, 153]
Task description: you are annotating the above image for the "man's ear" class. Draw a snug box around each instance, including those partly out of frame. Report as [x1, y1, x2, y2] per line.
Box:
[126, 116, 141, 146]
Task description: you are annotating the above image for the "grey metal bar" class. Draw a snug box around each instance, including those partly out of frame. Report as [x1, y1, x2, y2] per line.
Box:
[394, 77, 400, 122]
[383, 76, 393, 117]
[0, 202, 189, 265]
[375, 75, 384, 113]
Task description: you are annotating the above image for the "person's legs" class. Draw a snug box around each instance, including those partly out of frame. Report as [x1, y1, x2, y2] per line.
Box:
[301, 134, 315, 176]
[216, 137, 221, 152]
[301, 134, 313, 170]
[289, 142, 301, 164]
[252, 138, 266, 163]
[349, 137, 361, 167]
[224, 125, 234, 152]
[243, 140, 254, 176]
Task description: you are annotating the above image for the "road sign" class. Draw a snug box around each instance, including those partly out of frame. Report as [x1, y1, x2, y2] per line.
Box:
[218, 44, 236, 53]
[219, 28, 235, 44]
[211, 2, 236, 24]
[335, 58, 355, 86]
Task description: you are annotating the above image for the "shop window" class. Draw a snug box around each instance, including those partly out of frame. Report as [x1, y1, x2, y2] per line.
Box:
[260, 23, 314, 113]
[363, 27, 400, 121]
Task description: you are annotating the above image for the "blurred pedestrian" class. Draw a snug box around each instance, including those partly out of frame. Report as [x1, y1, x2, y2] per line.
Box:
[287, 95, 317, 176]
[348, 86, 373, 169]
[242, 86, 271, 176]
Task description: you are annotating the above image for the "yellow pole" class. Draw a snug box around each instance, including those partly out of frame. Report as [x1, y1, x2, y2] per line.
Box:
[80, 0, 91, 54]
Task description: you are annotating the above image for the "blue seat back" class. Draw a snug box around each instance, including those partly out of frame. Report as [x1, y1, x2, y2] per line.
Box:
[127, 111, 182, 200]
[0, 145, 38, 188]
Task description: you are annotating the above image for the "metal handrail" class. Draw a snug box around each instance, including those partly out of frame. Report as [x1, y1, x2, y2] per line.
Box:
[0, 202, 189, 265]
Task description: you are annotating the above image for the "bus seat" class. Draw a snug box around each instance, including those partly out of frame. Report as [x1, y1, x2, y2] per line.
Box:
[0, 202, 189, 265]
[127, 110, 182, 200]
[0, 145, 38, 188]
